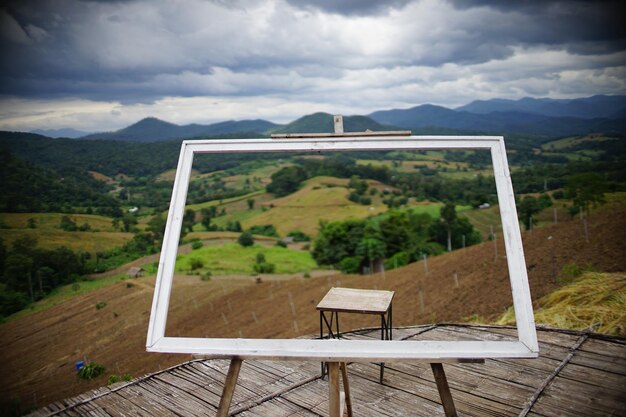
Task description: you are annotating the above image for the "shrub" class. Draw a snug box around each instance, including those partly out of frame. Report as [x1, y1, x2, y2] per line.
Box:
[287, 230, 310, 242]
[559, 263, 584, 283]
[253, 262, 275, 274]
[384, 252, 409, 270]
[108, 373, 132, 385]
[201, 272, 212, 281]
[189, 258, 204, 271]
[191, 240, 203, 250]
[275, 240, 287, 248]
[96, 301, 107, 310]
[238, 232, 254, 247]
[77, 362, 106, 380]
[248, 224, 278, 237]
[338, 256, 363, 274]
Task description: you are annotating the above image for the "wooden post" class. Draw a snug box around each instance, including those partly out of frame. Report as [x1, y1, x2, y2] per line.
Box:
[328, 362, 341, 417]
[216, 358, 242, 417]
[431, 363, 458, 417]
[334, 115, 344, 134]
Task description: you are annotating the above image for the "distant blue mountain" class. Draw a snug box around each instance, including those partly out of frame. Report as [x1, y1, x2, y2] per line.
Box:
[70, 95, 626, 142]
[369, 99, 626, 137]
[81, 117, 279, 142]
[30, 127, 90, 138]
[455, 95, 626, 119]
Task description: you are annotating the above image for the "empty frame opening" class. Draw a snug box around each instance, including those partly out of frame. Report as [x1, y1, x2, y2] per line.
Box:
[147, 136, 537, 360]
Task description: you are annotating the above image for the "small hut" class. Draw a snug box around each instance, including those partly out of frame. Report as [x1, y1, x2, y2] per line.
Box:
[127, 267, 144, 278]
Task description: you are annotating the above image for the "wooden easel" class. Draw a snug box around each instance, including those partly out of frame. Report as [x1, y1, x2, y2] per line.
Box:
[216, 359, 353, 417]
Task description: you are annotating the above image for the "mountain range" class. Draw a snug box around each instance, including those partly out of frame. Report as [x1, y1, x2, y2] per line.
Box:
[29, 95, 626, 142]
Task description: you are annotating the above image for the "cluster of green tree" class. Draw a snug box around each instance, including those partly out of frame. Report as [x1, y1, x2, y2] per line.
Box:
[266, 155, 498, 208]
[186, 177, 250, 205]
[0, 150, 121, 214]
[89, 232, 161, 273]
[1, 132, 280, 179]
[0, 236, 86, 317]
[248, 224, 278, 237]
[312, 203, 481, 273]
[511, 160, 626, 194]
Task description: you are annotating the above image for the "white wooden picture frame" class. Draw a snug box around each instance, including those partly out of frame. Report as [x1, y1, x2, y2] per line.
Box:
[146, 136, 539, 362]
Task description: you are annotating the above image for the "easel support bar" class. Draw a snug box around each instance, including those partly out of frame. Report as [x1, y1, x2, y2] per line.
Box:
[216, 358, 242, 417]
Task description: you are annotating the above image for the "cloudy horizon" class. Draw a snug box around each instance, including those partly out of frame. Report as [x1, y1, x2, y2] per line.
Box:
[1, 0, 625, 133]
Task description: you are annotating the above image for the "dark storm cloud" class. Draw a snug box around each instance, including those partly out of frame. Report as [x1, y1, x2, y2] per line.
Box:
[0, 0, 624, 112]
[447, 0, 626, 52]
[285, 0, 413, 16]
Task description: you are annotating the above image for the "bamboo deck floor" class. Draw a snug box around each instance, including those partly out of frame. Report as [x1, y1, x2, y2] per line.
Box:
[29, 324, 626, 416]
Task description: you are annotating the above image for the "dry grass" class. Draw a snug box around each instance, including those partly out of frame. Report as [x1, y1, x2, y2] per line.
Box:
[497, 272, 626, 336]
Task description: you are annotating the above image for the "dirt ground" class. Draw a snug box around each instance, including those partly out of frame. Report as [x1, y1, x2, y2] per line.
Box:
[1, 202, 625, 414]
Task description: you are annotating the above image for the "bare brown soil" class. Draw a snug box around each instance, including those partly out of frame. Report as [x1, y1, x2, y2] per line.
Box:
[1, 202, 625, 414]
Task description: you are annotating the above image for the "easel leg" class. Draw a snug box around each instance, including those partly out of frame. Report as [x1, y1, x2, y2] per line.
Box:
[328, 362, 353, 417]
[217, 358, 242, 417]
[328, 362, 341, 417]
[340, 362, 353, 417]
[430, 363, 457, 417]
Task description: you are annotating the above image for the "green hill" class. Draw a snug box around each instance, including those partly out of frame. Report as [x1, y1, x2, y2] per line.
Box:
[268, 112, 397, 134]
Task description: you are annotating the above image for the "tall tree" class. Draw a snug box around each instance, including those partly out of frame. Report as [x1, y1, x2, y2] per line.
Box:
[440, 203, 457, 252]
[182, 209, 196, 233]
[356, 238, 386, 274]
[518, 196, 542, 230]
[565, 173, 607, 215]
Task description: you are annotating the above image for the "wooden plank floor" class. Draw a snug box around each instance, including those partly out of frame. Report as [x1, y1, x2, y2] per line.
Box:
[29, 325, 626, 417]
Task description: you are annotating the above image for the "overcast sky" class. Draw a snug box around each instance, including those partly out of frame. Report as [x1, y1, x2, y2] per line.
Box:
[0, 0, 625, 132]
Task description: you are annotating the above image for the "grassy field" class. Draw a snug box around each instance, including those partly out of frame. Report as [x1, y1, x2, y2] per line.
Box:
[459, 205, 503, 238]
[243, 176, 387, 236]
[0, 212, 133, 253]
[0, 229, 133, 253]
[3, 273, 131, 323]
[0, 212, 116, 231]
[173, 242, 317, 275]
[221, 161, 293, 189]
[356, 158, 493, 179]
[185, 189, 266, 211]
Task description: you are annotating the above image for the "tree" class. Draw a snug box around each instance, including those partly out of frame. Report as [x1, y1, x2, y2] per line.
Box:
[182, 209, 196, 233]
[122, 214, 138, 233]
[27, 218, 37, 229]
[440, 203, 457, 252]
[247, 198, 255, 210]
[518, 196, 542, 230]
[147, 213, 166, 240]
[266, 166, 307, 197]
[201, 206, 217, 231]
[226, 220, 242, 232]
[356, 238, 386, 274]
[4, 253, 34, 301]
[312, 219, 366, 266]
[59, 215, 77, 231]
[565, 173, 607, 215]
[238, 232, 254, 247]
